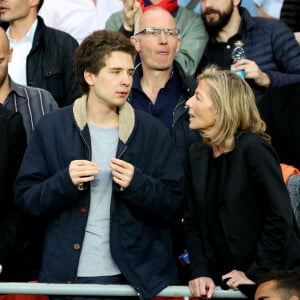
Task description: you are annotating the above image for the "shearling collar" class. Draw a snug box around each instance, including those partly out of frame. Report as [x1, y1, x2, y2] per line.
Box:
[72, 95, 135, 144]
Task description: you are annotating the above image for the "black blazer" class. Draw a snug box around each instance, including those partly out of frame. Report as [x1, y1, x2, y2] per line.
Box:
[0, 105, 26, 209]
[258, 82, 300, 170]
[184, 132, 300, 283]
[0, 105, 27, 281]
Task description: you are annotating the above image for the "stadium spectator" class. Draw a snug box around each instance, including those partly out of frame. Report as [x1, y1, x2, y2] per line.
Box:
[14, 30, 185, 300]
[0, 105, 26, 281]
[196, 0, 300, 103]
[184, 66, 300, 298]
[0, 0, 81, 107]
[106, 0, 208, 76]
[0, 27, 58, 141]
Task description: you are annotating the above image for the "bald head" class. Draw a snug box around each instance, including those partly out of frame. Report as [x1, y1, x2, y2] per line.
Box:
[135, 7, 177, 34]
[130, 6, 180, 72]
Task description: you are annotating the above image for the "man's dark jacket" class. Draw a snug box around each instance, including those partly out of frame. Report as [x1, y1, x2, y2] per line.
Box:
[258, 82, 300, 169]
[280, 0, 300, 31]
[198, 7, 300, 103]
[184, 133, 300, 283]
[0, 105, 27, 281]
[14, 97, 185, 299]
[1, 17, 81, 107]
[128, 61, 201, 283]
[128, 61, 201, 175]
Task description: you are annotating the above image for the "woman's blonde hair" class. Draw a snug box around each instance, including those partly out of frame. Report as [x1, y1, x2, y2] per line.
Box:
[197, 65, 270, 153]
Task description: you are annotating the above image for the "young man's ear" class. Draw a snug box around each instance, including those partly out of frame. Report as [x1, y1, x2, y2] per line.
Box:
[130, 35, 141, 52]
[289, 296, 299, 300]
[84, 69, 95, 87]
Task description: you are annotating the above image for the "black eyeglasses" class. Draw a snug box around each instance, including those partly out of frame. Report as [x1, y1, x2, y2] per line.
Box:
[135, 27, 180, 37]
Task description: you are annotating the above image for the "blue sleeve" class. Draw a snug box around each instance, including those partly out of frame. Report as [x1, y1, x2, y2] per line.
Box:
[267, 22, 300, 87]
[14, 123, 82, 216]
[241, 0, 259, 16]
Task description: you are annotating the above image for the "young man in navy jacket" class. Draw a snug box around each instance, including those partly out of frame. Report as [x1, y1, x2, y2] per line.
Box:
[15, 30, 185, 300]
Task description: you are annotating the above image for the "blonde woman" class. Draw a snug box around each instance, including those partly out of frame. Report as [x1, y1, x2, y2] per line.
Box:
[184, 66, 300, 298]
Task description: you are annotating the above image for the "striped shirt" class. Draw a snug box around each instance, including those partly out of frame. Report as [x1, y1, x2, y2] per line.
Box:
[3, 78, 59, 142]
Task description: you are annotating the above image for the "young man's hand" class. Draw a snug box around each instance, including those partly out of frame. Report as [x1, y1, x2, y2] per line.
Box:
[69, 160, 100, 186]
[110, 158, 134, 190]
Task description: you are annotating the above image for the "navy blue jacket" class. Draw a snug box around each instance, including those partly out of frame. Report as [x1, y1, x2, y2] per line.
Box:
[128, 62, 201, 283]
[14, 96, 185, 299]
[198, 8, 300, 103]
[128, 61, 201, 175]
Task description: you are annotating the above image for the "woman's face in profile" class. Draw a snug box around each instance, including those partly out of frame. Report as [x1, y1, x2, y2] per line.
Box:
[186, 79, 217, 130]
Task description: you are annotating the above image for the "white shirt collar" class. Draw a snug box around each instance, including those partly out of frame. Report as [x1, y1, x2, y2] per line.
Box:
[7, 18, 38, 43]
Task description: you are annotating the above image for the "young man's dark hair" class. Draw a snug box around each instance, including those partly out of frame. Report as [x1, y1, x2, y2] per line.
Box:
[256, 270, 300, 300]
[74, 30, 136, 94]
[259, 270, 300, 291]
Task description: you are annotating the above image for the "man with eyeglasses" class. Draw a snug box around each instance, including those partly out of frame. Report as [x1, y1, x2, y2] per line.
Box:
[106, 0, 208, 77]
[129, 6, 200, 175]
[129, 6, 202, 284]
[135, 27, 180, 37]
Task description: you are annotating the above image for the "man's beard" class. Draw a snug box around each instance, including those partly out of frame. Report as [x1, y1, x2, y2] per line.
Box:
[201, 3, 234, 37]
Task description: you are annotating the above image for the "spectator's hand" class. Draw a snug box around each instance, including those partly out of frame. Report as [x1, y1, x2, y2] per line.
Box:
[294, 32, 300, 45]
[123, 0, 141, 32]
[110, 158, 134, 190]
[222, 270, 255, 291]
[69, 160, 100, 186]
[188, 276, 215, 299]
[233, 59, 271, 88]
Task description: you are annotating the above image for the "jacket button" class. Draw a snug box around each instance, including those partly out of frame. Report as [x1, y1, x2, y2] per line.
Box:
[80, 207, 87, 214]
[73, 243, 81, 250]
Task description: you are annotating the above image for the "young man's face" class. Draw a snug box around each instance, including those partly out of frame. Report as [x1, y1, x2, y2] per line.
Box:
[85, 51, 134, 108]
[255, 281, 283, 300]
